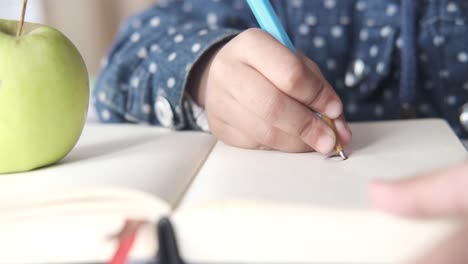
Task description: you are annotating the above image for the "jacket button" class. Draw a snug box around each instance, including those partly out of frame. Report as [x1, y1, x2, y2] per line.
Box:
[155, 95, 174, 128]
[345, 59, 367, 87]
[460, 102, 468, 132]
[400, 103, 417, 119]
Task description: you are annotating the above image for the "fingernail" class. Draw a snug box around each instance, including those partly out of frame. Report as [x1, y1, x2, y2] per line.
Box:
[316, 132, 336, 154]
[325, 101, 342, 119]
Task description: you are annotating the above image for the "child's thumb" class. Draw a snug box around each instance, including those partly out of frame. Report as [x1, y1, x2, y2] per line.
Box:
[368, 162, 468, 218]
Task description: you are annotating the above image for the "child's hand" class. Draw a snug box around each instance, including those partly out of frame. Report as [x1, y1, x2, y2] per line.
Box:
[369, 162, 468, 264]
[369, 162, 468, 218]
[190, 29, 352, 153]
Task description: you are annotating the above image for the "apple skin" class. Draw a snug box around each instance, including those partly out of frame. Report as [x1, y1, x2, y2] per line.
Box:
[0, 20, 89, 174]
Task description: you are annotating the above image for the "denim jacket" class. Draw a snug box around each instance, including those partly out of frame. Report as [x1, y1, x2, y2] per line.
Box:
[94, 0, 468, 138]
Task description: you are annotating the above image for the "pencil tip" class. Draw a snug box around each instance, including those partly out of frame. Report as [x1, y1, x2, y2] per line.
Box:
[339, 151, 348, 160]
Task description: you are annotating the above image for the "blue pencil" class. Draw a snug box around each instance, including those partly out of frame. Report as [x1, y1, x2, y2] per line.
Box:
[246, 0, 298, 54]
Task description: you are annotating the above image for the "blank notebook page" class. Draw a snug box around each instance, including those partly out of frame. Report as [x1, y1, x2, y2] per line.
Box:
[0, 124, 216, 207]
[180, 119, 467, 208]
[175, 119, 467, 263]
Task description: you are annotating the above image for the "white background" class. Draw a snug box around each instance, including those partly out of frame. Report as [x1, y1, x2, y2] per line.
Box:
[0, 0, 45, 23]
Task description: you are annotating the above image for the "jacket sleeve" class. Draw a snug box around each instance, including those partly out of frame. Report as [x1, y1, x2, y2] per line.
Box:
[93, 0, 256, 130]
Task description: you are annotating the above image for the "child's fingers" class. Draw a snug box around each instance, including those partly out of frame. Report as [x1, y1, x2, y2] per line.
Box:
[234, 28, 343, 119]
[369, 162, 468, 218]
[409, 224, 468, 264]
[214, 95, 313, 153]
[208, 118, 264, 150]
[228, 62, 336, 154]
[302, 55, 353, 142]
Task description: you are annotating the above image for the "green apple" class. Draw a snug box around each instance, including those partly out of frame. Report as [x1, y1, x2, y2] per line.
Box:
[0, 19, 89, 174]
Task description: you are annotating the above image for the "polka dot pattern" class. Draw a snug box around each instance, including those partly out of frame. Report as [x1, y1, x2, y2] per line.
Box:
[130, 32, 140, 43]
[92, 0, 468, 138]
[313, 37, 326, 48]
[192, 43, 202, 53]
[168, 52, 177, 61]
[101, 109, 111, 121]
[149, 63, 158, 74]
[167, 77, 176, 89]
[458, 52, 468, 63]
[150, 17, 161, 27]
[137, 48, 148, 59]
[299, 24, 310, 35]
[174, 34, 184, 43]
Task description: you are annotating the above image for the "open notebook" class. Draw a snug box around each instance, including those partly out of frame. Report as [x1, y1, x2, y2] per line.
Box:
[0, 119, 467, 264]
